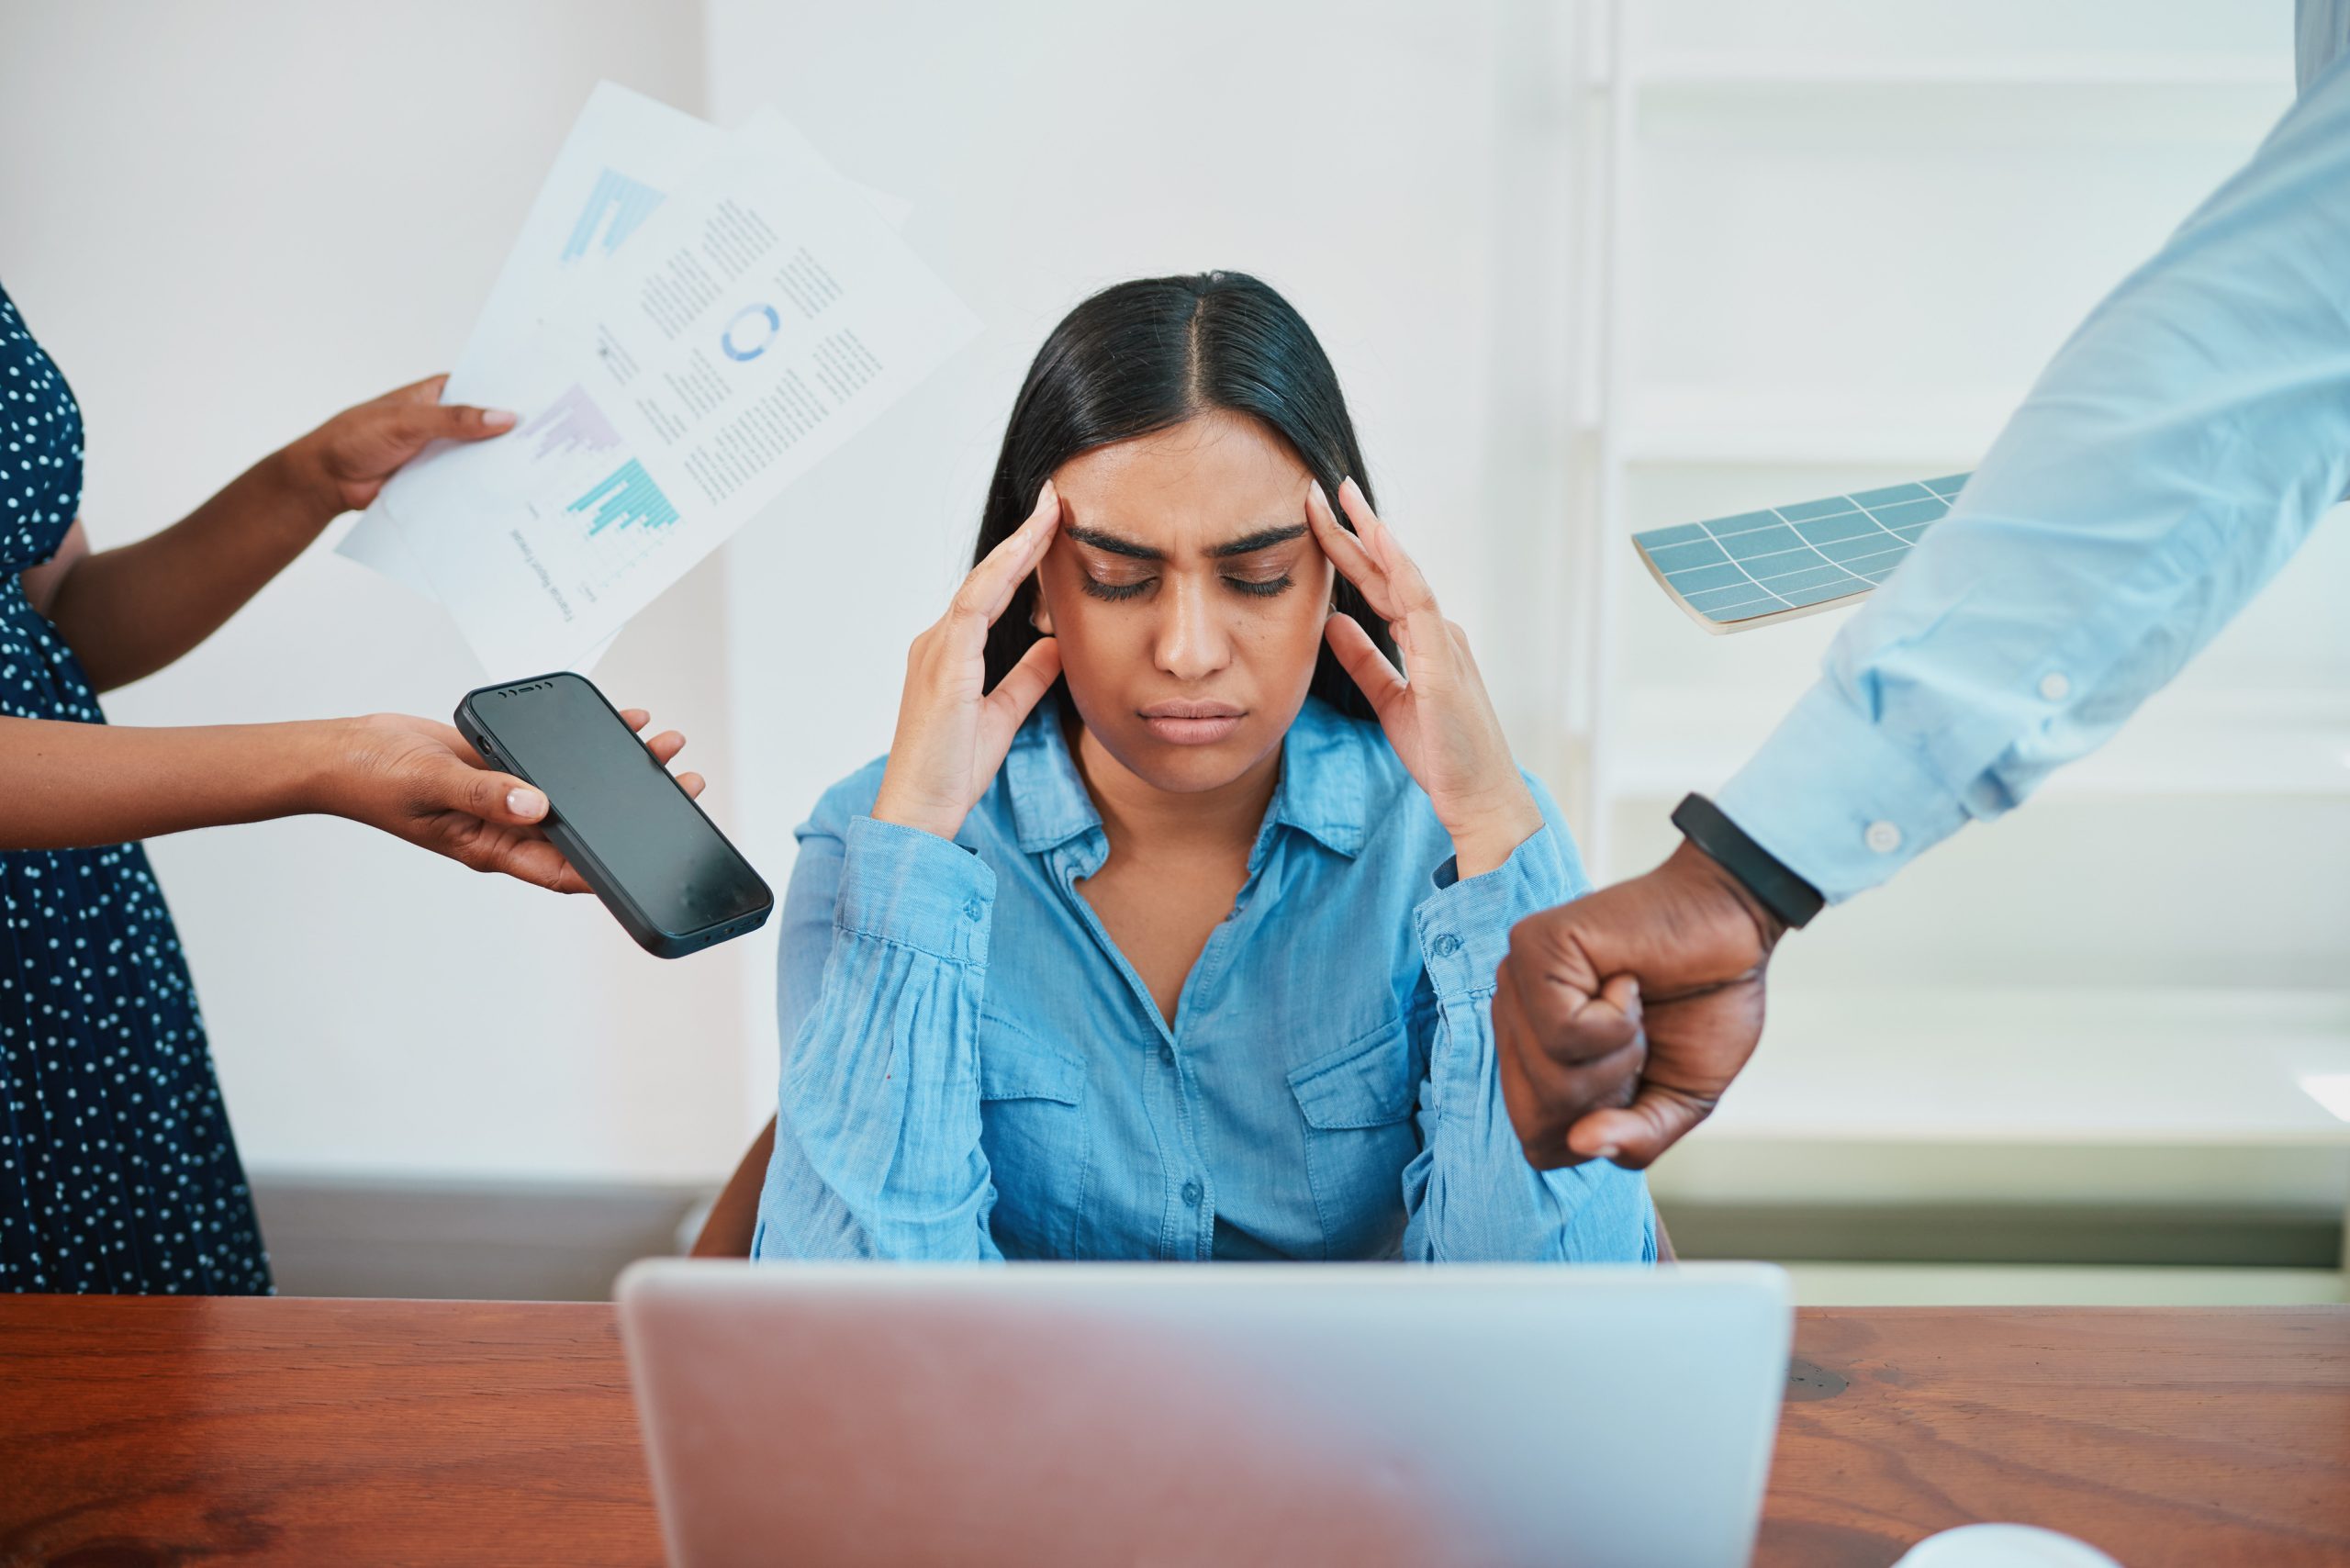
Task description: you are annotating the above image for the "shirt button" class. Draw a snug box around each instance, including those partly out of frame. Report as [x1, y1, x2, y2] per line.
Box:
[1181, 1182, 1202, 1208]
[1159, 1043, 1175, 1067]
[960, 896, 983, 922]
[1432, 933, 1462, 958]
[2038, 671, 2071, 701]
[1864, 821, 1903, 855]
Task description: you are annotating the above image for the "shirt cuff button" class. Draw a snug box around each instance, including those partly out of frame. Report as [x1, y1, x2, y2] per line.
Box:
[2038, 671, 2072, 701]
[1432, 933, 1462, 958]
[1864, 821, 1903, 855]
[960, 896, 984, 922]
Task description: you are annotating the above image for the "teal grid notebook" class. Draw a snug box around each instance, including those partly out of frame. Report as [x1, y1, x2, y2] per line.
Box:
[1634, 473, 1970, 633]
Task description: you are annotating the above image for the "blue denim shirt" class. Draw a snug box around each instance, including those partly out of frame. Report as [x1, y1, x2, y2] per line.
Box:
[753, 696, 1653, 1263]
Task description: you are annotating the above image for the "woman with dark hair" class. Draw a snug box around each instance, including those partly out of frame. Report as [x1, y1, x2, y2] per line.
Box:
[754, 272, 1650, 1263]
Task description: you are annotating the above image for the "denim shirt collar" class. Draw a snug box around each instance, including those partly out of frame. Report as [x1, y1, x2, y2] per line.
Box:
[1004, 695, 1371, 862]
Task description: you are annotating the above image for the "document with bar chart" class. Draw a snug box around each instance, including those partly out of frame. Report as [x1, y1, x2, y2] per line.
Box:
[1633, 475, 1971, 633]
[353, 85, 967, 675]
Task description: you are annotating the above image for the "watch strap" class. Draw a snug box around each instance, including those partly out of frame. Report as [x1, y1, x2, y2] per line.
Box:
[1670, 792, 1825, 930]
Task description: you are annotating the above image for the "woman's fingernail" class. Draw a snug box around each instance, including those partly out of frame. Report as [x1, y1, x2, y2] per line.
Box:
[1038, 478, 1057, 508]
[508, 786, 545, 818]
[483, 409, 519, 430]
[1594, 1144, 1622, 1161]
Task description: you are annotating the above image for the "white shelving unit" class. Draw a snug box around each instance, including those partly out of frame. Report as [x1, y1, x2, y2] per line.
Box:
[1559, 0, 2350, 1259]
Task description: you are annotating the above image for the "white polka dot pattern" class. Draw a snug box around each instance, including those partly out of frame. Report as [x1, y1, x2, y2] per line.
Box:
[1, 284, 271, 1295]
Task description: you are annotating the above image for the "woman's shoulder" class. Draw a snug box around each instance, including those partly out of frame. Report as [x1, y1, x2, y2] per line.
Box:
[794, 754, 893, 846]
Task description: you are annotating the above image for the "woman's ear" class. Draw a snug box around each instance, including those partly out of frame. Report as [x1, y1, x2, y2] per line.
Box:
[1028, 574, 1055, 635]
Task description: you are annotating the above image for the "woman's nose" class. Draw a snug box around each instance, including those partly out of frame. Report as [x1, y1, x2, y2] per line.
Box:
[1152, 574, 1233, 681]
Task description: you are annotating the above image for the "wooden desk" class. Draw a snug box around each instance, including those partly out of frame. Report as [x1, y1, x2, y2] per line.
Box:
[2, 1297, 2344, 1567]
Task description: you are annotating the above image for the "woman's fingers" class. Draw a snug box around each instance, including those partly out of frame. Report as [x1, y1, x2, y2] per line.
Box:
[677, 771, 707, 800]
[419, 752, 549, 826]
[951, 480, 1061, 631]
[1324, 612, 1408, 715]
[1304, 480, 1398, 621]
[396, 400, 516, 446]
[482, 834, 591, 894]
[620, 711, 697, 775]
[983, 633, 1063, 738]
[373, 374, 452, 408]
[362, 375, 513, 448]
[1339, 476, 1438, 616]
[873, 480, 1061, 844]
[1336, 476, 1464, 690]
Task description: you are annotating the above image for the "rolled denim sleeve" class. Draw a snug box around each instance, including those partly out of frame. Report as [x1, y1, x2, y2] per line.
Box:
[1721, 59, 2350, 902]
[1399, 777, 1655, 1263]
[755, 811, 1005, 1261]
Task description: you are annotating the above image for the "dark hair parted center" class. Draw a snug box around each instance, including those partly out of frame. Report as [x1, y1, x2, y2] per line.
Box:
[976, 271, 1398, 722]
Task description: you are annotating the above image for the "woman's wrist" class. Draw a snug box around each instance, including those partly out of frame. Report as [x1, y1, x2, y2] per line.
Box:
[263, 438, 351, 534]
[1447, 787, 1545, 880]
[868, 783, 966, 844]
[284, 716, 365, 819]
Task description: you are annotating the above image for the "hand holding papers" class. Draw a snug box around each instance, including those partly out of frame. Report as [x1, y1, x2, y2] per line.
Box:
[343, 84, 974, 674]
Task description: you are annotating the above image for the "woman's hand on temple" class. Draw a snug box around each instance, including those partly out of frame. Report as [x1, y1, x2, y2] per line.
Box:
[1307, 477, 1542, 879]
[282, 375, 518, 519]
[314, 709, 703, 892]
[870, 482, 1066, 842]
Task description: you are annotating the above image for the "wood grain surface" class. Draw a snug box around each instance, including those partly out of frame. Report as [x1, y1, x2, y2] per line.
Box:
[1, 1296, 2343, 1567]
[1762, 1307, 2350, 1567]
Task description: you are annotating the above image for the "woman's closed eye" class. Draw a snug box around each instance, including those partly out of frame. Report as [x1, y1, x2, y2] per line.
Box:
[1078, 571, 1297, 601]
[1223, 569, 1293, 598]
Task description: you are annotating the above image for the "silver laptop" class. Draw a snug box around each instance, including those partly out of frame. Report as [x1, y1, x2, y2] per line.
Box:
[618, 1260, 1792, 1568]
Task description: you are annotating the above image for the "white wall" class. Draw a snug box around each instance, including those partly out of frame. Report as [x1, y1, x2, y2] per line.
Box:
[5, 0, 2335, 1216]
[704, 0, 1590, 1112]
[0, 0, 749, 1182]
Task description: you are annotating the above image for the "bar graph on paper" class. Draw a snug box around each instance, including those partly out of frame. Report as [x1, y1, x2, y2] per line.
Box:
[569, 459, 680, 535]
[500, 383, 688, 601]
[562, 169, 666, 264]
[522, 384, 624, 461]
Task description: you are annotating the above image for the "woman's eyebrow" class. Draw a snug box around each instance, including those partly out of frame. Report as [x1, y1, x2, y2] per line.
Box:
[1065, 521, 1309, 561]
[1067, 526, 1162, 561]
[1207, 523, 1308, 559]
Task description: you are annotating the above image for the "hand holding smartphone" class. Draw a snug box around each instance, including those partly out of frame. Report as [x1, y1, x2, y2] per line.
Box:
[456, 673, 772, 958]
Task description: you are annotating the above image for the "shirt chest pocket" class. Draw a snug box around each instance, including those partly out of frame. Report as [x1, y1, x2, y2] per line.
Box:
[977, 1014, 1091, 1260]
[1287, 1017, 1423, 1260]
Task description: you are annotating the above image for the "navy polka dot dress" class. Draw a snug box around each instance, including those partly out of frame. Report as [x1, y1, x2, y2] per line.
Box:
[1, 283, 271, 1294]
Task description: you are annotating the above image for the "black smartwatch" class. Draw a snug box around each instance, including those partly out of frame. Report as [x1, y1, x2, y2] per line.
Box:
[1670, 793, 1824, 931]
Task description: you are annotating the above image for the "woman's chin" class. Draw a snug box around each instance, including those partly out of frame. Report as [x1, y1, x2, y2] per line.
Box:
[1094, 722, 1279, 796]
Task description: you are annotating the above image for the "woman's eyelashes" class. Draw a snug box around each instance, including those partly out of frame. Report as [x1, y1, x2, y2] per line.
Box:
[1077, 570, 1296, 602]
[1080, 576, 1152, 602]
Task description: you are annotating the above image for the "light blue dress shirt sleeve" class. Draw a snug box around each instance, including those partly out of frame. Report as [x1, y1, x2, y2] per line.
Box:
[1400, 778, 1659, 1262]
[1718, 56, 2350, 902]
[755, 809, 1007, 1262]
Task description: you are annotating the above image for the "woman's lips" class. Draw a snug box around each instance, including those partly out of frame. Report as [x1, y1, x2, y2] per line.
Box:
[1138, 704, 1245, 745]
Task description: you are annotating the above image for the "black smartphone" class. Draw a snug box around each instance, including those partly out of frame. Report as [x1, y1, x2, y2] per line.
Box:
[454, 672, 772, 959]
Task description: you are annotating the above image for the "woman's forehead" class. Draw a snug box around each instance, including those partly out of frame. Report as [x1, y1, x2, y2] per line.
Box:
[1054, 412, 1309, 549]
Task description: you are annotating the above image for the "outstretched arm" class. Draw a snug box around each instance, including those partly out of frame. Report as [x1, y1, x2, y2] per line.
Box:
[1500, 57, 2350, 1171]
[0, 707, 700, 892]
[27, 375, 511, 691]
